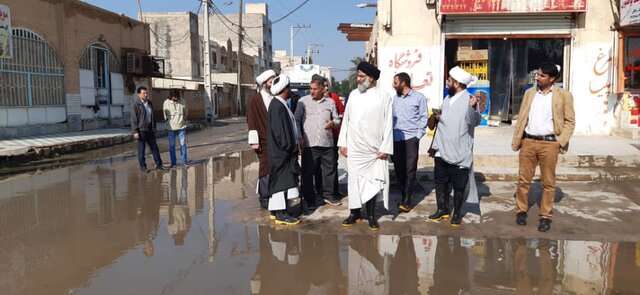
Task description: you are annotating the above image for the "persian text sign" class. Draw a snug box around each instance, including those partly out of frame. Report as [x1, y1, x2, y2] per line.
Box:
[621, 0, 640, 26]
[0, 5, 11, 59]
[378, 46, 441, 107]
[440, 0, 587, 14]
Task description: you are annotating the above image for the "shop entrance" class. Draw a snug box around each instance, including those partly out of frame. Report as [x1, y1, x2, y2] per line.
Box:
[445, 38, 566, 122]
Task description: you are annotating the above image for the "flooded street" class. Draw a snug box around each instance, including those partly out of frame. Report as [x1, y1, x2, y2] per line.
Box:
[1, 151, 640, 295]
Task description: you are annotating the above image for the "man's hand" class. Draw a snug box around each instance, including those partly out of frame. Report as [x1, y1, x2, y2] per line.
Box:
[427, 114, 440, 130]
[133, 132, 139, 140]
[339, 147, 348, 157]
[250, 144, 260, 150]
[376, 152, 389, 160]
[324, 120, 334, 130]
[469, 95, 478, 108]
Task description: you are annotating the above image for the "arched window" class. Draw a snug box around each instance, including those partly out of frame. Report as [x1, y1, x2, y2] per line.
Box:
[0, 28, 65, 107]
[79, 43, 120, 90]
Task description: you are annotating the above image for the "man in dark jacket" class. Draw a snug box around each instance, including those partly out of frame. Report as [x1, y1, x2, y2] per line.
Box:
[267, 74, 302, 225]
[131, 86, 166, 172]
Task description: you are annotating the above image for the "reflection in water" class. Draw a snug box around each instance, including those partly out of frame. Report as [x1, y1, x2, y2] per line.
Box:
[0, 150, 639, 294]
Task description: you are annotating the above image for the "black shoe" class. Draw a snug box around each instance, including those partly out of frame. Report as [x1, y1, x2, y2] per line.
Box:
[140, 167, 150, 173]
[516, 212, 527, 226]
[428, 209, 450, 221]
[342, 209, 362, 226]
[398, 202, 412, 213]
[366, 200, 379, 230]
[450, 211, 462, 227]
[538, 218, 552, 232]
[324, 197, 342, 206]
[156, 165, 168, 170]
[259, 199, 269, 209]
[274, 212, 301, 225]
[168, 164, 177, 168]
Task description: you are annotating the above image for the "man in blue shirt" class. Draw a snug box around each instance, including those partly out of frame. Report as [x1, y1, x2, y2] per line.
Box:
[391, 72, 428, 213]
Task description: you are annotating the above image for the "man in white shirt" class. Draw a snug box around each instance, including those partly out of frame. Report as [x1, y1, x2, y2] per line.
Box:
[511, 62, 576, 232]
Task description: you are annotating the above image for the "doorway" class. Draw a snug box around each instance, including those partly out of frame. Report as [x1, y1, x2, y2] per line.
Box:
[445, 38, 566, 122]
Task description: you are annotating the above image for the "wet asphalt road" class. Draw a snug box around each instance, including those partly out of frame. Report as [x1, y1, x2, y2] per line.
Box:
[1, 120, 640, 294]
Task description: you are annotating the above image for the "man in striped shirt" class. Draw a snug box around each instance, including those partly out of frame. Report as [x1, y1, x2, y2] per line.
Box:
[294, 76, 343, 210]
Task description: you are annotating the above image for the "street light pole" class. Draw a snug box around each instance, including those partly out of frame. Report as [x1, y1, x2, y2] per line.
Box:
[203, 0, 215, 122]
[237, 0, 243, 115]
[289, 24, 310, 66]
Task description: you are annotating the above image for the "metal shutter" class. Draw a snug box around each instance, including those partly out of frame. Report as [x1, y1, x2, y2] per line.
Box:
[444, 14, 573, 35]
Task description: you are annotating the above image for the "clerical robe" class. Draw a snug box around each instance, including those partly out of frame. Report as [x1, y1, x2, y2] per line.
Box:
[267, 96, 301, 196]
[247, 89, 272, 178]
[337, 87, 393, 209]
[431, 90, 480, 205]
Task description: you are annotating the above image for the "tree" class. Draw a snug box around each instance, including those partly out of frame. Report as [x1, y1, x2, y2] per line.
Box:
[348, 56, 366, 90]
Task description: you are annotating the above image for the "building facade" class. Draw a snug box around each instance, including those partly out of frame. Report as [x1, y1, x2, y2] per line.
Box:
[0, 0, 151, 138]
[143, 11, 257, 118]
[359, 0, 634, 136]
[205, 3, 273, 77]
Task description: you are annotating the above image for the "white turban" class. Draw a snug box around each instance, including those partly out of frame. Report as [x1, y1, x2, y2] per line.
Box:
[256, 69, 276, 85]
[270, 74, 290, 96]
[449, 66, 477, 86]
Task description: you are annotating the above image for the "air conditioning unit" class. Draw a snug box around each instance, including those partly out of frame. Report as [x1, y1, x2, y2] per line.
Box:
[126, 52, 145, 75]
[126, 52, 154, 76]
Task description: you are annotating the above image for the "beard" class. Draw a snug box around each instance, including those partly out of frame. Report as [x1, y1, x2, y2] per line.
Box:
[358, 77, 371, 93]
[447, 85, 457, 96]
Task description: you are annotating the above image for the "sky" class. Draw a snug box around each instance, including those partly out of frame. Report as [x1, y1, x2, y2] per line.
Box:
[81, 0, 377, 80]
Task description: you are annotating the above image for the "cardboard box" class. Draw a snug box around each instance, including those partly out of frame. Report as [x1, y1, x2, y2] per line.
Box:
[458, 39, 473, 50]
[456, 49, 488, 61]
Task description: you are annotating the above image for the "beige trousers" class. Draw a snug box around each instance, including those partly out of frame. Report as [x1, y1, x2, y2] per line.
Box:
[515, 138, 561, 219]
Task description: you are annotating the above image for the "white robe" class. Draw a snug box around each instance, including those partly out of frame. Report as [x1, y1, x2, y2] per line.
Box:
[338, 87, 394, 209]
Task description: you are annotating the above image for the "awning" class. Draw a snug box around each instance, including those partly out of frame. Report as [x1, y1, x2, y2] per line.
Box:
[152, 77, 201, 90]
[338, 23, 373, 42]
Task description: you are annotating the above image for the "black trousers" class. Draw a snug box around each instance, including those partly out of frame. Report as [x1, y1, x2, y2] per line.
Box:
[137, 130, 163, 169]
[391, 137, 420, 190]
[301, 146, 336, 204]
[316, 146, 340, 196]
[434, 157, 469, 197]
[258, 174, 270, 201]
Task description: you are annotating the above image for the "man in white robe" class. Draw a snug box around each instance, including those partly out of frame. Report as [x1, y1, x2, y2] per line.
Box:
[338, 61, 393, 230]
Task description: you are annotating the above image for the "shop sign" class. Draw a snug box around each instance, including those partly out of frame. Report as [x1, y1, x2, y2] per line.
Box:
[0, 4, 11, 59]
[440, 0, 587, 14]
[456, 49, 488, 61]
[378, 46, 442, 107]
[621, 0, 640, 27]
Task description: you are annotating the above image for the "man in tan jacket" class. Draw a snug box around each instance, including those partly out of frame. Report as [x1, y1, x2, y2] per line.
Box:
[511, 62, 575, 232]
[163, 89, 189, 168]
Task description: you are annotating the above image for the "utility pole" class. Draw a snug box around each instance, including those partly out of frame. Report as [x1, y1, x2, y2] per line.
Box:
[305, 43, 322, 64]
[289, 24, 310, 66]
[203, 0, 215, 122]
[236, 0, 243, 115]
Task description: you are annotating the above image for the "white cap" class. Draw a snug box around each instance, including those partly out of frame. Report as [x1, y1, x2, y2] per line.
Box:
[449, 66, 477, 86]
[270, 74, 290, 95]
[256, 69, 276, 85]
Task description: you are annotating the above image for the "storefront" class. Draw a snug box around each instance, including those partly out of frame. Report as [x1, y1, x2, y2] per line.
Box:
[440, 0, 587, 124]
[619, 0, 640, 129]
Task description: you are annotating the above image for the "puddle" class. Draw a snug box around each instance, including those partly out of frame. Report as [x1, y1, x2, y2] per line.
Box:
[1, 151, 639, 295]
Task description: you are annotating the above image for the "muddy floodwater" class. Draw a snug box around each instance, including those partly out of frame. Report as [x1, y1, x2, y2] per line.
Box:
[1, 151, 639, 295]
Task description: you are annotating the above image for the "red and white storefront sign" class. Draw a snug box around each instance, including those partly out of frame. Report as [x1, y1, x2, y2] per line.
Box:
[440, 0, 587, 14]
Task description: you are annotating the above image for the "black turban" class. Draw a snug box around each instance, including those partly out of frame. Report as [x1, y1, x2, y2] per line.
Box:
[357, 61, 380, 80]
